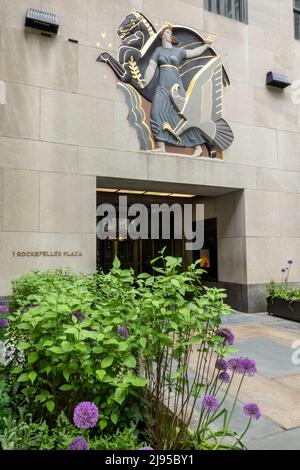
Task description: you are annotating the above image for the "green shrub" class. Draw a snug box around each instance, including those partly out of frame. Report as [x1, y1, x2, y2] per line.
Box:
[267, 281, 300, 302]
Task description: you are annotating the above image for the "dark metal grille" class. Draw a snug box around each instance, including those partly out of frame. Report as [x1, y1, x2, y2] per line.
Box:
[204, 0, 248, 23]
[295, 0, 300, 40]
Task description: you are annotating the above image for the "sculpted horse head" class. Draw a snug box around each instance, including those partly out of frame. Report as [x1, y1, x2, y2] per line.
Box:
[117, 11, 155, 45]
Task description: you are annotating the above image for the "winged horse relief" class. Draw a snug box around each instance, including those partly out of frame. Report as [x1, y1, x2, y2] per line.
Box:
[97, 11, 234, 157]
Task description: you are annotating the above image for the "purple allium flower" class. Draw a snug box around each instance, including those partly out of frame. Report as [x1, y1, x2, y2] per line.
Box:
[0, 319, 9, 328]
[215, 358, 228, 371]
[202, 395, 220, 412]
[243, 403, 261, 420]
[118, 325, 129, 339]
[72, 311, 85, 323]
[228, 357, 257, 377]
[139, 446, 154, 450]
[281, 268, 286, 273]
[228, 358, 244, 374]
[219, 371, 231, 383]
[69, 437, 89, 450]
[240, 357, 257, 377]
[0, 306, 9, 315]
[216, 328, 235, 347]
[73, 402, 99, 429]
[288, 260, 293, 265]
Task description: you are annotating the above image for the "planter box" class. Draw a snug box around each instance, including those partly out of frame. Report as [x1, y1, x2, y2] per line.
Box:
[267, 297, 300, 322]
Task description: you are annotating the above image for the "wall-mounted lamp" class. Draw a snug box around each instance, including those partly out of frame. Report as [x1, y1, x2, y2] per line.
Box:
[266, 71, 291, 89]
[25, 8, 59, 37]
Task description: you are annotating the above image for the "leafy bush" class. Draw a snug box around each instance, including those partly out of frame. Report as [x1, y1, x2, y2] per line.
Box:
[0, 410, 142, 450]
[3, 253, 262, 450]
[268, 281, 300, 302]
[7, 262, 147, 430]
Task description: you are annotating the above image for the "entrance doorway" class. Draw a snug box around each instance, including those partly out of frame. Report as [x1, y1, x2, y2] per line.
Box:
[96, 188, 218, 279]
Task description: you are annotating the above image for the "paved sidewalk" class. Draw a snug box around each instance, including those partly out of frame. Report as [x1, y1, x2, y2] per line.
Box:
[222, 311, 300, 450]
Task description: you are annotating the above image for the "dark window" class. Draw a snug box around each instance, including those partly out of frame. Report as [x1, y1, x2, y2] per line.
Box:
[204, 0, 248, 23]
[295, 0, 300, 40]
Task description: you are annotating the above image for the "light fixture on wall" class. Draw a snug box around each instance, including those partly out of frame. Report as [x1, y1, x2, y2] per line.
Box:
[266, 71, 291, 89]
[25, 8, 59, 37]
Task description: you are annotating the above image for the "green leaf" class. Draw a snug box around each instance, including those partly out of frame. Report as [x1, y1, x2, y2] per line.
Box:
[96, 369, 106, 381]
[63, 369, 71, 381]
[131, 376, 148, 387]
[11, 366, 23, 375]
[101, 356, 114, 368]
[16, 342, 31, 350]
[17, 373, 29, 383]
[99, 419, 108, 430]
[123, 354, 136, 369]
[48, 346, 64, 354]
[139, 338, 147, 349]
[118, 342, 129, 352]
[111, 412, 118, 425]
[28, 352, 39, 364]
[28, 371, 37, 383]
[46, 400, 55, 412]
[114, 387, 127, 405]
[59, 385, 73, 391]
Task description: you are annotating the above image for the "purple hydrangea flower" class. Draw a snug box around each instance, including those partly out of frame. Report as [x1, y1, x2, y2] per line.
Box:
[288, 260, 293, 265]
[243, 403, 261, 420]
[73, 402, 99, 429]
[118, 325, 129, 339]
[219, 371, 231, 383]
[216, 328, 235, 347]
[215, 358, 228, 371]
[72, 311, 85, 323]
[139, 446, 154, 450]
[0, 306, 9, 315]
[0, 319, 9, 328]
[202, 395, 220, 412]
[69, 437, 89, 450]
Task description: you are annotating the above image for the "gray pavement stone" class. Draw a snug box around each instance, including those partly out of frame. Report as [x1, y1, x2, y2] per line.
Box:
[229, 336, 300, 378]
[247, 427, 300, 450]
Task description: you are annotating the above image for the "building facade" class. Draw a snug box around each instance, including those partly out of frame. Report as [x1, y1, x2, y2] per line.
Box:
[0, 0, 299, 312]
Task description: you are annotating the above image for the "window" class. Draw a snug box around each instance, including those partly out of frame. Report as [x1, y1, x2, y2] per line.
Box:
[204, 0, 248, 24]
[295, 0, 300, 40]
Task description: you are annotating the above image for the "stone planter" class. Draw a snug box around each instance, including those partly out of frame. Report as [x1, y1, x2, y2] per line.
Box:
[267, 297, 300, 322]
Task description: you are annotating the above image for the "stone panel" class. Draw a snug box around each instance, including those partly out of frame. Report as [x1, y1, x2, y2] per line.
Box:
[40, 173, 96, 233]
[0, 137, 78, 173]
[204, 160, 256, 190]
[78, 45, 119, 100]
[78, 147, 148, 180]
[147, 153, 206, 186]
[244, 190, 280, 237]
[0, 0, 42, 30]
[3, 169, 40, 232]
[256, 168, 300, 194]
[216, 190, 245, 238]
[0, 27, 78, 92]
[4, 83, 40, 140]
[278, 193, 300, 237]
[41, 0, 87, 43]
[218, 237, 247, 284]
[41, 89, 114, 147]
[278, 130, 300, 172]
[114, 100, 140, 152]
[246, 237, 300, 284]
[0, 232, 96, 296]
[0, 167, 3, 231]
